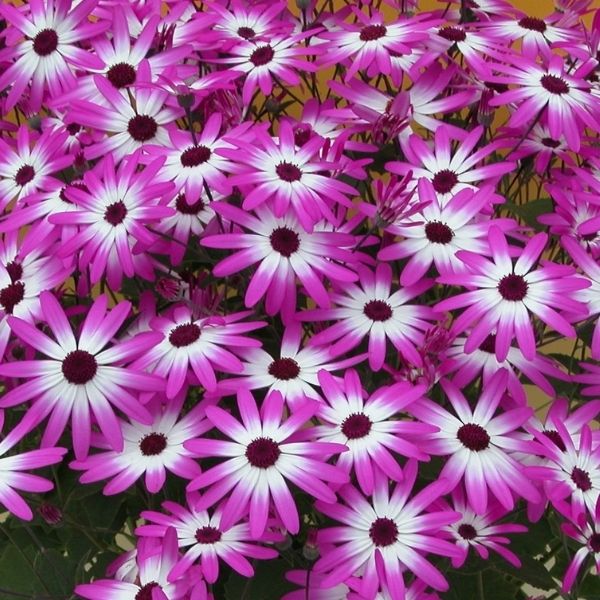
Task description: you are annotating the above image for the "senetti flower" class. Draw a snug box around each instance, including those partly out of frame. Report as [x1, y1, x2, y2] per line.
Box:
[0, 292, 163, 460]
[436, 226, 589, 362]
[314, 463, 462, 600]
[185, 389, 348, 537]
[0, 0, 107, 111]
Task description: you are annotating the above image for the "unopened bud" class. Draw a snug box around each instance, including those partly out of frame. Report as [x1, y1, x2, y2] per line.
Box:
[302, 527, 319, 560]
[265, 97, 280, 114]
[156, 277, 181, 301]
[296, 0, 311, 9]
[274, 533, 293, 551]
[177, 92, 195, 109]
[38, 503, 63, 526]
[28, 115, 42, 131]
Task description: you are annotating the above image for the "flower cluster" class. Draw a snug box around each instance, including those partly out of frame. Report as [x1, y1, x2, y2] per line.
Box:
[0, 0, 600, 598]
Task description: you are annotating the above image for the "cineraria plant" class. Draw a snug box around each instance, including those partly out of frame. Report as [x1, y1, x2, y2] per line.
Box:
[1, 0, 600, 599]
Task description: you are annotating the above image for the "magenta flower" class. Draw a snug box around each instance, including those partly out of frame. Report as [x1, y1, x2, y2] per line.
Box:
[71, 393, 210, 495]
[201, 201, 358, 318]
[0, 412, 65, 521]
[313, 463, 461, 599]
[76, 527, 189, 600]
[136, 495, 278, 584]
[301, 263, 435, 371]
[436, 226, 589, 361]
[312, 368, 434, 494]
[410, 370, 541, 514]
[132, 304, 264, 397]
[218, 121, 358, 231]
[0, 0, 107, 111]
[185, 389, 348, 537]
[49, 151, 174, 289]
[0, 292, 162, 459]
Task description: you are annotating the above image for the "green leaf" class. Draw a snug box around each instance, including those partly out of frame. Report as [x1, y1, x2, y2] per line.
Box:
[225, 559, 295, 600]
[442, 567, 521, 600]
[490, 554, 556, 591]
[504, 198, 553, 230]
[34, 549, 77, 597]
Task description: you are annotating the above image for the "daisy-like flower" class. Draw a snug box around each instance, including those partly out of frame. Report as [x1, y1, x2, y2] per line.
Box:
[489, 54, 600, 152]
[313, 463, 461, 600]
[300, 263, 435, 371]
[0, 125, 71, 210]
[379, 180, 509, 286]
[49, 151, 174, 289]
[67, 61, 181, 161]
[435, 226, 589, 362]
[216, 322, 365, 409]
[0, 0, 107, 111]
[317, 10, 432, 81]
[410, 370, 541, 514]
[388, 126, 515, 205]
[440, 487, 527, 568]
[312, 368, 434, 495]
[0, 411, 66, 521]
[185, 389, 348, 537]
[528, 422, 600, 522]
[76, 527, 189, 600]
[201, 201, 358, 318]
[71, 393, 210, 495]
[0, 292, 163, 460]
[136, 495, 278, 584]
[146, 112, 246, 198]
[218, 121, 358, 231]
[132, 304, 264, 397]
[213, 31, 320, 105]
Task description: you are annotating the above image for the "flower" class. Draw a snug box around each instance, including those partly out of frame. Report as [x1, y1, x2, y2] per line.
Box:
[0, 292, 163, 459]
[71, 392, 210, 495]
[136, 495, 278, 584]
[201, 200, 358, 318]
[131, 304, 264, 397]
[435, 226, 589, 361]
[185, 389, 348, 537]
[313, 462, 461, 599]
[410, 370, 541, 514]
[300, 263, 435, 371]
[312, 368, 434, 494]
[0, 0, 107, 111]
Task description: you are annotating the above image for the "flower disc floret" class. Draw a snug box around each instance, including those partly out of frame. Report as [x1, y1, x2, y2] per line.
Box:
[61, 350, 98, 385]
[33, 29, 59, 56]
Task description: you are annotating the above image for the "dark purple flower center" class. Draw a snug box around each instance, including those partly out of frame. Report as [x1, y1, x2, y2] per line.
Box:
[541, 137, 560, 148]
[542, 429, 566, 452]
[498, 274, 528, 301]
[5, 261, 22, 283]
[15, 165, 35, 186]
[478, 334, 496, 354]
[237, 26, 256, 40]
[458, 523, 477, 540]
[363, 300, 392, 322]
[62, 350, 98, 385]
[195, 526, 222, 544]
[276, 162, 302, 182]
[180, 145, 212, 167]
[127, 115, 158, 142]
[0, 282, 25, 314]
[169, 323, 201, 347]
[270, 227, 300, 257]
[369, 517, 398, 547]
[33, 29, 58, 56]
[268, 357, 300, 380]
[66, 123, 81, 136]
[139, 433, 168, 456]
[250, 45, 274, 66]
[540, 74, 569, 95]
[107, 62, 137, 88]
[176, 193, 205, 214]
[360, 24, 387, 41]
[571, 467, 592, 491]
[438, 26, 467, 42]
[518, 16, 547, 33]
[246, 437, 280, 468]
[425, 221, 454, 244]
[590, 533, 600, 553]
[135, 582, 161, 600]
[457, 423, 490, 451]
[341, 413, 372, 439]
[432, 169, 458, 194]
[104, 201, 128, 226]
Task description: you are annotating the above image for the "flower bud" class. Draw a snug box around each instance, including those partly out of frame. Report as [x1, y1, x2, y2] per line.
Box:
[302, 527, 319, 560]
[38, 503, 63, 526]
